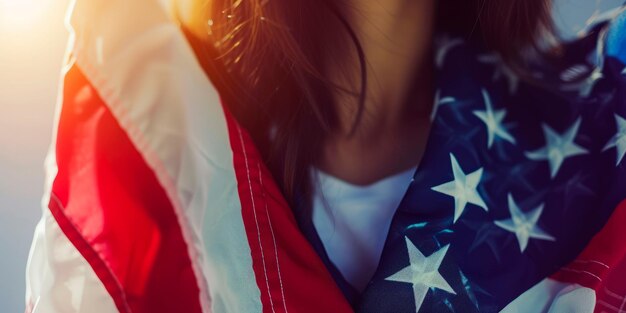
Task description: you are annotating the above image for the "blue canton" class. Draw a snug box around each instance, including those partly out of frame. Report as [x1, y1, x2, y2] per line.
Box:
[355, 8, 626, 313]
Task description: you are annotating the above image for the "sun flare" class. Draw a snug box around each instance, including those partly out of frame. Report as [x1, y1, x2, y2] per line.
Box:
[0, 0, 52, 27]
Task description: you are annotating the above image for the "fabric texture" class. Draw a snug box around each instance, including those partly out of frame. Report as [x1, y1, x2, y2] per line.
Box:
[25, 0, 351, 312]
[310, 166, 416, 292]
[354, 6, 626, 313]
[24, 0, 626, 312]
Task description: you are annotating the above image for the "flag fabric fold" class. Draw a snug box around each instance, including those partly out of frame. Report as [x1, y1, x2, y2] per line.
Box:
[25, 0, 350, 312]
[25, 1, 626, 312]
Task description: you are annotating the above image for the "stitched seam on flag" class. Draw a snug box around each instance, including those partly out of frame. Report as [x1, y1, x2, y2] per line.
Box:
[574, 259, 610, 269]
[236, 124, 277, 313]
[48, 192, 132, 313]
[71, 53, 211, 312]
[257, 162, 289, 313]
[561, 267, 603, 281]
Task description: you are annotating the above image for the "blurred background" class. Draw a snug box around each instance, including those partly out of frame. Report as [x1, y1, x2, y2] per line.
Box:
[0, 0, 622, 311]
[1, 0, 68, 311]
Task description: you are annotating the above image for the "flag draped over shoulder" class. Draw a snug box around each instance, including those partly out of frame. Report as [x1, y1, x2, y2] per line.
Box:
[25, 0, 626, 312]
[353, 6, 626, 313]
[24, 0, 351, 312]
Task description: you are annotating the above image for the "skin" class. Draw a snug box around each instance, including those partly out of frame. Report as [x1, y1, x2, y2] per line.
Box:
[318, 0, 436, 185]
[180, 0, 436, 185]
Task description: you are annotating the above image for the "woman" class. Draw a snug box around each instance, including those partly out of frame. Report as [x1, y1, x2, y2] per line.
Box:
[26, 0, 626, 312]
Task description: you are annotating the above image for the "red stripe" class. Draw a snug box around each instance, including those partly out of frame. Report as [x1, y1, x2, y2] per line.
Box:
[223, 104, 353, 313]
[594, 259, 626, 313]
[50, 64, 203, 313]
[550, 199, 626, 312]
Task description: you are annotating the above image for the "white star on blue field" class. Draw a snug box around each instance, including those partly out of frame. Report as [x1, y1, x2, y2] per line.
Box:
[494, 194, 556, 253]
[559, 67, 604, 98]
[477, 53, 519, 95]
[385, 239, 456, 311]
[431, 154, 487, 223]
[435, 36, 463, 68]
[473, 89, 516, 149]
[431, 89, 456, 121]
[525, 118, 589, 178]
[358, 8, 626, 311]
[603, 113, 626, 166]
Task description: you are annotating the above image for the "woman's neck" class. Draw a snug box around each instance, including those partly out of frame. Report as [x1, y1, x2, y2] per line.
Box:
[349, 0, 435, 121]
[319, 0, 435, 185]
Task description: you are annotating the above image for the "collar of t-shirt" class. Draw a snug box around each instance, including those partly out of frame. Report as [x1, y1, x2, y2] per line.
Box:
[311, 166, 416, 292]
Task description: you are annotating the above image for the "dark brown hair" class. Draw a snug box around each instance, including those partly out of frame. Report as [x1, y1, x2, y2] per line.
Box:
[181, 0, 554, 208]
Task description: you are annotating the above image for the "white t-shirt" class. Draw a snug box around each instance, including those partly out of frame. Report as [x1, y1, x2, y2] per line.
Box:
[310, 167, 416, 292]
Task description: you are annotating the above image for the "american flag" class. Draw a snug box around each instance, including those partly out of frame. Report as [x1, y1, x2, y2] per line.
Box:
[25, 0, 626, 312]
[357, 8, 626, 313]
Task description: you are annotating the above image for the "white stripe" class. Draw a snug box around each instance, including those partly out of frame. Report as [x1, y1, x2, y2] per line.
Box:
[26, 210, 120, 313]
[500, 278, 596, 313]
[25, 44, 120, 313]
[57, 0, 263, 311]
[237, 125, 276, 313]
